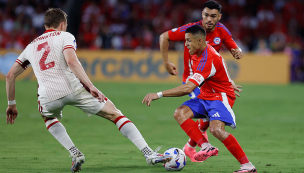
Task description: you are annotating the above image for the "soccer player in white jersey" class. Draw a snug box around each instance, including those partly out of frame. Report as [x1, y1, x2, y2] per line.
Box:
[6, 8, 171, 173]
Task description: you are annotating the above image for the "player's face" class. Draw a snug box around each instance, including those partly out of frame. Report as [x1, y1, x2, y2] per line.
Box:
[185, 33, 200, 55]
[202, 7, 221, 32]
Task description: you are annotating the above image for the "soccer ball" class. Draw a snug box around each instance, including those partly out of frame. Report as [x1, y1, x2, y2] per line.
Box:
[163, 148, 186, 171]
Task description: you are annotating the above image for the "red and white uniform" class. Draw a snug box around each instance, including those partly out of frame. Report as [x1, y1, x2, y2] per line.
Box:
[16, 29, 82, 104]
[168, 21, 237, 83]
[189, 45, 236, 107]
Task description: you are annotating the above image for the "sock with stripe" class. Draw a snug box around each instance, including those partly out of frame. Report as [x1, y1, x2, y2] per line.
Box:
[181, 119, 208, 147]
[222, 134, 250, 164]
[45, 118, 79, 156]
[114, 116, 153, 156]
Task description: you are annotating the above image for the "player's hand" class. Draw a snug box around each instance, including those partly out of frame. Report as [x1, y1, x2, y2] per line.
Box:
[6, 105, 18, 124]
[231, 80, 242, 97]
[90, 86, 106, 102]
[231, 47, 242, 59]
[142, 93, 160, 106]
[164, 62, 178, 76]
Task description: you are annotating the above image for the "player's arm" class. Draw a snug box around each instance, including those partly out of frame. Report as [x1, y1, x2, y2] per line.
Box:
[221, 25, 242, 59]
[6, 63, 26, 124]
[160, 31, 178, 75]
[63, 48, 105, 102]
[142, 81, 197, 106]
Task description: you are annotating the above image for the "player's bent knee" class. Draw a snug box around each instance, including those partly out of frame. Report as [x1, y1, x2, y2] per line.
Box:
[174, 105, 192, 124]
[96, 100, 123, 122]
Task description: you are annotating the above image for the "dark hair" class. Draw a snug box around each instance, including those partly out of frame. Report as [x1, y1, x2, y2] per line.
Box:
[203, 0, 222, 13]
[44, 8, 67, 28]
[185, 25, 206, 38]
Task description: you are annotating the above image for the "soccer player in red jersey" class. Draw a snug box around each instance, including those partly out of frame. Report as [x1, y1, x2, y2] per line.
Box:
[159, 0, 242, 161]
[6, 8, 171, 173]
[144, 25, 256, 173]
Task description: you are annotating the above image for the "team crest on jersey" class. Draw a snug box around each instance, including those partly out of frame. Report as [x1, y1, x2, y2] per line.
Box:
[213, 37, 221, 45]
[171, 28, 178, 32]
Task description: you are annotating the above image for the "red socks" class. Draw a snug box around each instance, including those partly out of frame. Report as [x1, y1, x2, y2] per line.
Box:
[187, 120, 209, 147]
[222, 134, 249, 164]
[181, 119, 208, 147]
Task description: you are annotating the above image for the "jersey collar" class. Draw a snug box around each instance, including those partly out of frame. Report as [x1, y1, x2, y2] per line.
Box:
[44, 29, 57, 33]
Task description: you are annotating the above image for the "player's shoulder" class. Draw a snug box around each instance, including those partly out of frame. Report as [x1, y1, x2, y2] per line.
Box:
[215, 22, 232, 36]
[178, 20, 202, 31]
[61, 31, 75, 38]
[206, 44, 221, 58]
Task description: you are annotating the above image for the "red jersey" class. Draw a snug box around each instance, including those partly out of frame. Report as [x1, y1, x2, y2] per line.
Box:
[189, 45, 236, 107]
[168, 20, 237, 83]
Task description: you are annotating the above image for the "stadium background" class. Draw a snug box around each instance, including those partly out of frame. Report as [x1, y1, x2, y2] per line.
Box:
[0, 0, 304, 173]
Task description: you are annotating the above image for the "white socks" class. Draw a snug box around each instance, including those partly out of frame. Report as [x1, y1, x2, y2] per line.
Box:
[114, 116, 153, 155]
[45, 118, 78, 156]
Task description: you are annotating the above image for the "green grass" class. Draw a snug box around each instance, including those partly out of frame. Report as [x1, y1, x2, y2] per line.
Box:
[1, 81, 304, 173]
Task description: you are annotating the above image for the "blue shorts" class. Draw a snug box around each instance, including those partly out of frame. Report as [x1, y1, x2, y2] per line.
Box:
[183, 82, 200, 99]
[182, 97, 236, 129]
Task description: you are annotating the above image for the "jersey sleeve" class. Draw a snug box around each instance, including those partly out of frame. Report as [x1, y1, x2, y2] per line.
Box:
[63, 32, 77, 51]
[16, 48, 31, 69]
[168, 21, 202, 41]
[189, 49, 216, 86]
[219, 24, 237, 51]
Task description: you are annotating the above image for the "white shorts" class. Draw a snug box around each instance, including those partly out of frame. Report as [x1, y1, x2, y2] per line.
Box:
[38, 87, 106, 119]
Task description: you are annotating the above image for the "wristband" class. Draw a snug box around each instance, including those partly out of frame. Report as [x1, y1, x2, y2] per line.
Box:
[8, 100, 16, 105]
[157, 92, 163, 98]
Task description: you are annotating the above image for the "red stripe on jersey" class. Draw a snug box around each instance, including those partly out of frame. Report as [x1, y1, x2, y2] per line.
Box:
[63, 46, 75, 52]
[113, 116, 126, 124]
[15, 59, 22, 66]
[119, 120, 132, 131]
[47, 121, 59, 129]
[44, 29, 57, 33]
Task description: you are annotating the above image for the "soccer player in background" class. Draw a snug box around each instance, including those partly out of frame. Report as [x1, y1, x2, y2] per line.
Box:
[159, 0, 242, 162]
[5, 8, 171, 173]
[144, 25, 257, 173]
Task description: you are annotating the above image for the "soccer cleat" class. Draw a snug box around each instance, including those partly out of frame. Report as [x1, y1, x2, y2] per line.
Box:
[182, 144, 202, 162]
[70, 151, 85, 173]
[233, 162, 257, 173]
[145, 146, 172, 166]
[193, 143, 219, 161]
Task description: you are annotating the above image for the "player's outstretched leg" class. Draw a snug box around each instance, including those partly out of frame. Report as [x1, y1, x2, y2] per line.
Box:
[44, 117, 85, 172]
[96, 100, 171, 165]
[183, 119, 210, 162]
[174, 105, 218, 162]
[208, 120, 256, 173]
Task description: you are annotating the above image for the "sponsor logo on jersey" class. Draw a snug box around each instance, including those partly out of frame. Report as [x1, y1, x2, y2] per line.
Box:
[212, 112, 220, 117]
[213, 37, 221, 45]
[171, 28, 178, 32]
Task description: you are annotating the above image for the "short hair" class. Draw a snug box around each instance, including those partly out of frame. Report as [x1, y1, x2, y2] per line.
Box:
[44, 8, 67, 28]
[203, 0, 222, 13]
[185, 25, 206, 39]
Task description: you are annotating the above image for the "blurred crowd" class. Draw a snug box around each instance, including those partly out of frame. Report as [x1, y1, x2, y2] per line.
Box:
[0, 0, 304, 81]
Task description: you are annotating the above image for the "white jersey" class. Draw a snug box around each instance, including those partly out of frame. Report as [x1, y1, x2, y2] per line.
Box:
[16, 29, 83, 104]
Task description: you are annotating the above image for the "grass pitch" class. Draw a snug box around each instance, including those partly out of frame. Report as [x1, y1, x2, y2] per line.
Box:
[0, 81, 304, 173]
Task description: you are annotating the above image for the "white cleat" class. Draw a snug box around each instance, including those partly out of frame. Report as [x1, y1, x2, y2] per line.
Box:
[233, 162, 257, 173]
[145, 146, 172, 166]
[70, 151, 85, 173]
